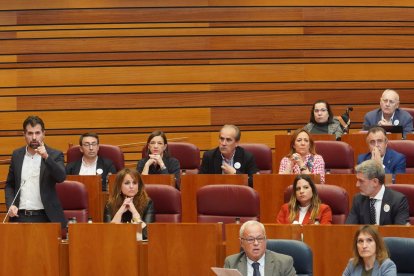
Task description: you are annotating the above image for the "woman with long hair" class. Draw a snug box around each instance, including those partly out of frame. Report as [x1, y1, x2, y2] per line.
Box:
[277, 174, 332, 224]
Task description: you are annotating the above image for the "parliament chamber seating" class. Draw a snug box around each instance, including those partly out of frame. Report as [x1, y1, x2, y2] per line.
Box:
[56, 180, 89, 222]
[401, 107, 414, 121]
[145, 184, 182, 222]
[284, 184, 349, 224]
[66, 144, 125, 171]
[196, 184, 260, 223]
[142, 141, 200, 175]
[266, 239, 313, 276]
[384, 237, 414, 275]
[240, 143, 273, 174]
[387, 140, 414, 173]
[314, 140, 355, 174]
[387, 184, 414, 225]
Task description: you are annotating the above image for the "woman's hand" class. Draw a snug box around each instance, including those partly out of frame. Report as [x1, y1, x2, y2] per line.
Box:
[290, 153, 304, 167]
[149, 154, 166, 169]
[111, 197, 135, 223]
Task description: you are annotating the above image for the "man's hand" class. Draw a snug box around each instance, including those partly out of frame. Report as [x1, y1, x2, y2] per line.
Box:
[8, 205, 19, 217]
[221, 162, 236, 174]
[371, 147, 382, 164]
[35, 142, 48, 159]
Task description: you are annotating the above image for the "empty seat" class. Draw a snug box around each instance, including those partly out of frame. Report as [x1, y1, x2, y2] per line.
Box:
[56, 180, 89, 222]
[197, 184, 260, 223]
[266, 239, 313, 276]
[145, 184, 182, 222]
[387, 140, 414, 174]
[284, 184, 349, 224]
[67, 144, 125, 171]
[240, 143, 273, 174]
[314, 140, 355, 174]
[384, 237, 414, 275]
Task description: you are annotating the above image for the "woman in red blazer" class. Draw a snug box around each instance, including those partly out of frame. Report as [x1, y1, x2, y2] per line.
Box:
[277, 174, 332, 224]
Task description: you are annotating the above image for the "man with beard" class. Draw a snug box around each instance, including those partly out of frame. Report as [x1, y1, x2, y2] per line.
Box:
[5, 115, 67, 228]
[199, 124, 258, 187]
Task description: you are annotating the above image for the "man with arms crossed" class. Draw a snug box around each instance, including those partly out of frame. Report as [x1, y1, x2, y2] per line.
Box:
[199, 124, 258, 187]
[5, 115, 67, 227]
[346, 159, 409, 225]
[224, 220, 296, 276]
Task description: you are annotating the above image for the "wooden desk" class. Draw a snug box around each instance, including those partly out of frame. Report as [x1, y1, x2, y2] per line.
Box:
[68, 223, 140, 276]
[181, 174, 248, 222]
[0, 223, 61, 276]
[395, 174, 414, 184]
[66, 175, 104, 222]
[253, 174, 320, 223]
[148, 223, 224, 276]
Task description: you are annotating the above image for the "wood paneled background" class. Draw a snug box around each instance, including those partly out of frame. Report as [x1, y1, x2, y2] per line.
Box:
[1, 0, 414, 184]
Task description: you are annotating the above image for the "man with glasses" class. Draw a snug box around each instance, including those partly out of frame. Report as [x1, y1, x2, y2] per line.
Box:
[363, 89, 413, 138]
[358, 126, 406, 177]
[66, 132, 116, 190]
[224, 220, 296, 276]
[346, 159, 409, 225]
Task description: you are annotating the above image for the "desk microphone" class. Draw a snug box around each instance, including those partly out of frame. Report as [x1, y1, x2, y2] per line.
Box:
[2, 180, 26, 223]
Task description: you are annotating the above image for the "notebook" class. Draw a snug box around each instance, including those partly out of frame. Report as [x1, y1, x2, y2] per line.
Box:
[211, 267, 242, 276]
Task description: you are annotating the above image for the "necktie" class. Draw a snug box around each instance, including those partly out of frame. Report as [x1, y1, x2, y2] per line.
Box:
[370, 198, 376, 225]
[252, 262, 261, 276]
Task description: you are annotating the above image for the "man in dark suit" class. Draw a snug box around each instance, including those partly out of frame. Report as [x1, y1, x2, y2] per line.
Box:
[357, 126, 406, 177]
[363, 89, 413, 138]
[224, 220, 296, 276]
[346, 159, 409, 225]
[66, 132, 116, 191]
[5, 115, 67, 228]
[199, 124, 258, 187]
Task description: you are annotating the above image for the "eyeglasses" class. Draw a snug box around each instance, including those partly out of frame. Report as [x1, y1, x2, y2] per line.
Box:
[241, 236, 266, 244]
[314, 108, 328, 113]
[82, 142, 98, 147]
[368, 139, 386, 146]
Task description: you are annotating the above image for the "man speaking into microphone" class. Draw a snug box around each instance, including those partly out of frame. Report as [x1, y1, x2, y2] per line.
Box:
[5, 115, 67, 228]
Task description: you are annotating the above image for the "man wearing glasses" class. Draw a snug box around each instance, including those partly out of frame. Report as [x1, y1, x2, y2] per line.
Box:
[224, 220, 296, 276]
[363, 89, 413, 138]
[358, 126, 406, 177]
[66, 132, 116, 190]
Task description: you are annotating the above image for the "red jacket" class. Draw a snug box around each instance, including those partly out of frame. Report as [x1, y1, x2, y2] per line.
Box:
[276, 203, 332, 224]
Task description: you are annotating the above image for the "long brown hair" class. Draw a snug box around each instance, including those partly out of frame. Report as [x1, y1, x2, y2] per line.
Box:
[287, 174, 321, 223]
[287, 128, 316, 157]
[351, 225, 389, 267]
[107, 168, 149, 217]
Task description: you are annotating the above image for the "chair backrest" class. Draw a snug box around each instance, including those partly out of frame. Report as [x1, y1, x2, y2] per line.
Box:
[401, 107, 414, 120]
[384, 237, 414, 275]
[266, 239, 313, 276]
[142, 142, 200, 174]
[56, 180, 89, 222]
[145, 184, 182, 223]
[387, 140, 414, 173]
[284, 184, 349, 224]
[387, 184, 414, 224]
[239, 143, 272, 174]
[314, 140, 355, 174]
[197, 184, 260, 223]
[67, 144, 125, 171]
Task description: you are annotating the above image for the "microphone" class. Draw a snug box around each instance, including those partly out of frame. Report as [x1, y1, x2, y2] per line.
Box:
[104, 172, 112, 192]
[339, 106, 353, 133]
[3, 180, 26, 223]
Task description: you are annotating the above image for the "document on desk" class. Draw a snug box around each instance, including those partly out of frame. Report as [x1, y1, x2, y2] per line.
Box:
[211, 267, 242, 276]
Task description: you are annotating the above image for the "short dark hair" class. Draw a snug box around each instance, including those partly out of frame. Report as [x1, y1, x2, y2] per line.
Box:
[23, 115, 45, 132]
[309, 100, 334, 124]
[79, 132, 100, 146]
[367, 126, 387, 137]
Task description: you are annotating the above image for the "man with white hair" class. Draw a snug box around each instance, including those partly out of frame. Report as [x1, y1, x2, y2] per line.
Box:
[363, 89, 413, 138]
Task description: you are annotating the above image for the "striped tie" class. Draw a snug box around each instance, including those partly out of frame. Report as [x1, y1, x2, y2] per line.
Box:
[370, 198, 376, 225]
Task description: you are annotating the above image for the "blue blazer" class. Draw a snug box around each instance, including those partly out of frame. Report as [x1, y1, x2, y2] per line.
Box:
[357, 148, 406, 175]
[363, 108, 413, 138]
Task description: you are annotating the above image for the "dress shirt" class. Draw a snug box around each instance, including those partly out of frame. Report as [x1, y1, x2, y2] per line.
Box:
[246, 254, 265, 276]
[19, 148, 44, 210]
[79, 157, 98, 175]
[371, 185, 386, 225]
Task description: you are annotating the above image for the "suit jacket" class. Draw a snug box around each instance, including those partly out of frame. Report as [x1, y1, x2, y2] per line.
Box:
[277, 203, 332, 224]
[199, 146, 259, 187]
[345, 187, 409, 225]
[5, 145, 67, 227]
[357, 147, 406, 175]
[342, 258, 396, 276]
[66, 156, 117, 190]
[224, 250, 296, 276]
[363, 108, 413, 138]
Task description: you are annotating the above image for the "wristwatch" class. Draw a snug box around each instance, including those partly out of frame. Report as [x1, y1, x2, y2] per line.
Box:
[131, 217, 143, 224]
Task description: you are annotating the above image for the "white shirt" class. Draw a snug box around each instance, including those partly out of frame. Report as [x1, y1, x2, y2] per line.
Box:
[247, 254, 265, 276]
[19, 147, 44, 210]
[381, 112, 395, 124]
[298, 205, 311, 224]
[371, 185, 386, 225]
[79, 157, 98, 175]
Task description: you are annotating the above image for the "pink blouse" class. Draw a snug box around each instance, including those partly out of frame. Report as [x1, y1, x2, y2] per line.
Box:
[278, 154, 325, 183]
